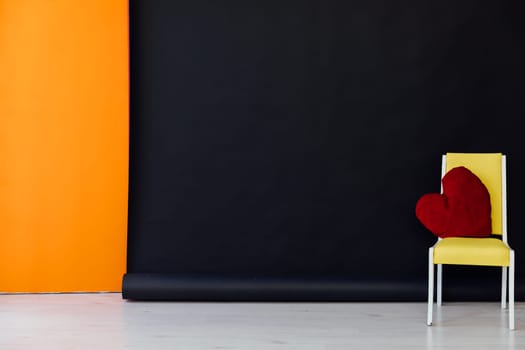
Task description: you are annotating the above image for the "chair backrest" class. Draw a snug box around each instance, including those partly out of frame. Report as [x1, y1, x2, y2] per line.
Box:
[442, 153, 507, 242]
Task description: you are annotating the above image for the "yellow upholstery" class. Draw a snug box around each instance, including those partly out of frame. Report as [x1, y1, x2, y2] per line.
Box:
[445, 153, 502, 235]
[433, 237, 510, 266]
[427, 153, 515, 329]
[434, 153, 508, 266]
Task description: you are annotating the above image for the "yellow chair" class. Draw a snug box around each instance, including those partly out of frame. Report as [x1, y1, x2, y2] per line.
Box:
[427, 153, 515, 329]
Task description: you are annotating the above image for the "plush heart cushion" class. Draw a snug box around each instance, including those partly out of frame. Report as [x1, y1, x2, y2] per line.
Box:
[415, 166, 492, 238]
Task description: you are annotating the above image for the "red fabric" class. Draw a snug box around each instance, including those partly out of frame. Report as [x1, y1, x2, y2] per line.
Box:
[415, 166, 492, 238]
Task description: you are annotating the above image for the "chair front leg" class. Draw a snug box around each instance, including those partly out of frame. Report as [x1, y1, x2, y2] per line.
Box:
[427, 247, 434, 326]
[509, 250, 515, 330]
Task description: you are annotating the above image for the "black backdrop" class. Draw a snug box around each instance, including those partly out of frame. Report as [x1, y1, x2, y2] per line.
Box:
[124, 0, 525, 301]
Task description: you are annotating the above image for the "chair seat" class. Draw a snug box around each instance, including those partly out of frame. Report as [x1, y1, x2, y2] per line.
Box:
[433, 237, 510, 266]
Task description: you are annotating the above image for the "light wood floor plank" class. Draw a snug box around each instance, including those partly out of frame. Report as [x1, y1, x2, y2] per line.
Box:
[0, 293, 522, 349]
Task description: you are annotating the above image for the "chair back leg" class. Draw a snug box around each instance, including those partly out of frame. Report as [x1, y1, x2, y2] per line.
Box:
[437, 264, 443, 306]
[501, 266, 507, 309]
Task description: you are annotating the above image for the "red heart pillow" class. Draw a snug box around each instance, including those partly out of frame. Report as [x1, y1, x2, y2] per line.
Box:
[415, 166, 492, 238]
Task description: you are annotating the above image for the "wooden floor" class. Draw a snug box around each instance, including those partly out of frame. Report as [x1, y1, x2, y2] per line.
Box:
[0, 293, 523, 349]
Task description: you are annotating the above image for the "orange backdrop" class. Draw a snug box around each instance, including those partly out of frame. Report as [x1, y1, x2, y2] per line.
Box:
[0, 0, 128, 292]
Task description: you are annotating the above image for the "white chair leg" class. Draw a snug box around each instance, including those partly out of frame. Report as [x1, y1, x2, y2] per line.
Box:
[509, 250, 515, 330]
[427, 247, 434, 326]
[502, 266, 507, 309]
[437, 264, 442, 306]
